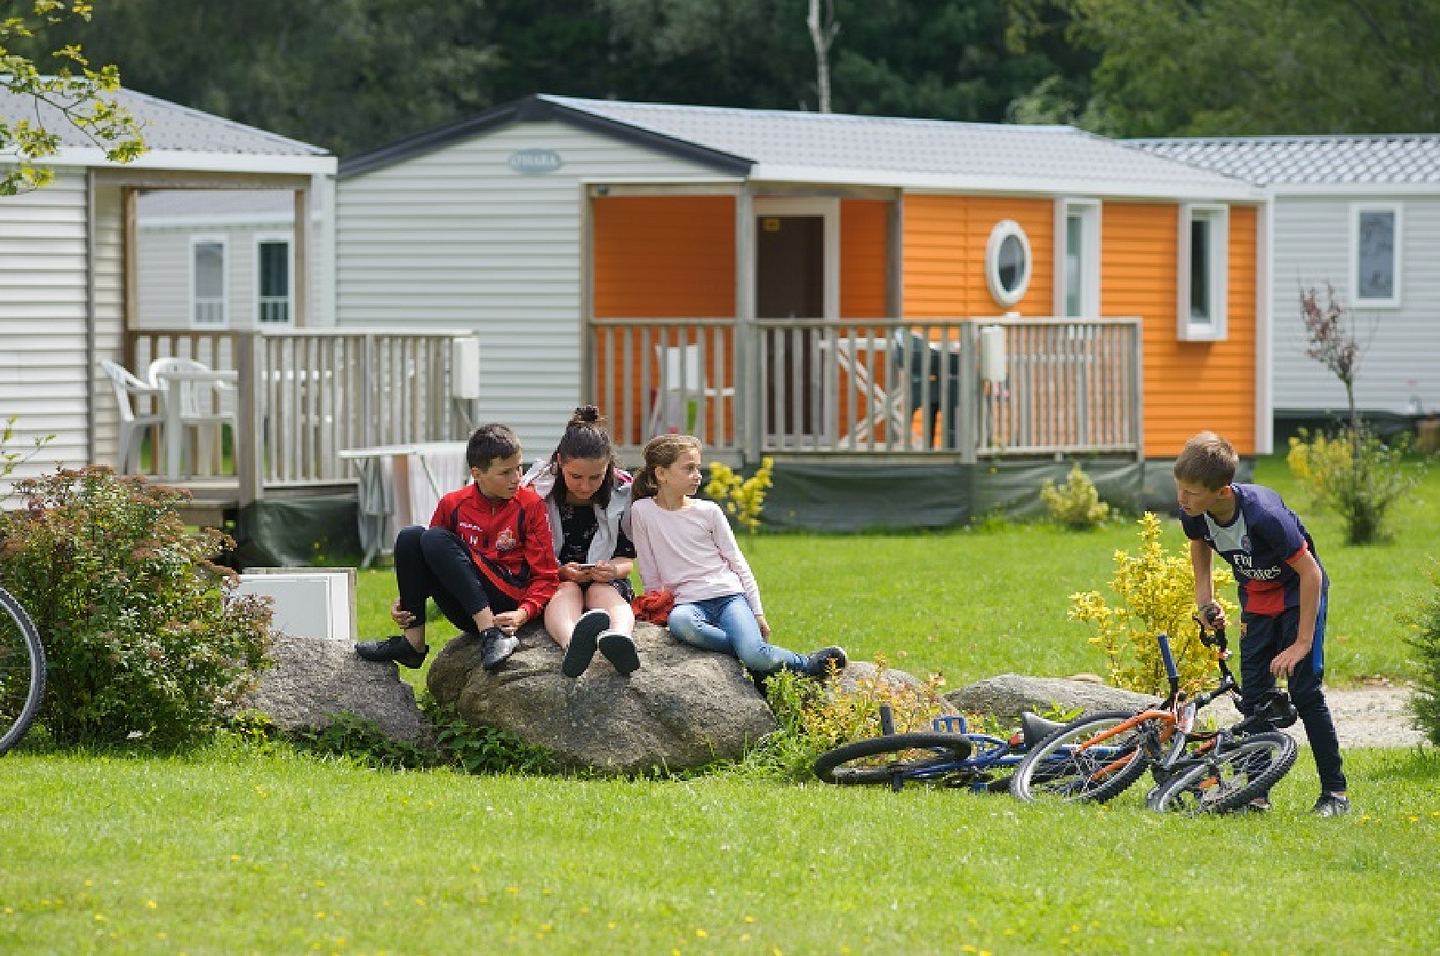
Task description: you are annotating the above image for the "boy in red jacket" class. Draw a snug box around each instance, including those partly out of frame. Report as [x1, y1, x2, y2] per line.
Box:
[357, 423, 560, 670]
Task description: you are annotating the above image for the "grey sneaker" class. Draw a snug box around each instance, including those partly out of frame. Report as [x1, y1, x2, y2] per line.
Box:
[562, 609, 610, 678]
[355, 634, 428, 669]
[480, 627, 518, 671]
[597, 629, 641, 676]
[1313, 792, 1350, 817]
[802, 646, 848, 678]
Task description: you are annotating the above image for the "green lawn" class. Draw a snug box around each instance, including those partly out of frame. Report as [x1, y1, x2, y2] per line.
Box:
[4, 453, 1439, 955]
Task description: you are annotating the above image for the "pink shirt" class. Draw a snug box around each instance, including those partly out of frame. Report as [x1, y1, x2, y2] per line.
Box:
[629, 497, 763, 616]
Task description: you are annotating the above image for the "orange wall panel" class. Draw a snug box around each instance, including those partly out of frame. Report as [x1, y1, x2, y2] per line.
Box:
[592, 196, 735, 318]
[901, 195, 1054, 318]
[1104, 203, 1259, 457]
[840, 199, 890, 318]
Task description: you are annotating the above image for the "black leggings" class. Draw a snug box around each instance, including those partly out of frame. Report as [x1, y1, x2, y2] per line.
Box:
[394, 526, 516, 636]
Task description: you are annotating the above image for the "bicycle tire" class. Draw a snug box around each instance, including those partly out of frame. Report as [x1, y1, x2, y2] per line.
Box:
[813, 732, 973, 786]
[1009, 710, 1158, 803]
[1149, 732, 1299, 815]
[0, 585, 45, 756]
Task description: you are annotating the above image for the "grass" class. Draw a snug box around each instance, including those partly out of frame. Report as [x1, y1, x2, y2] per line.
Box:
[5, 452, 1439, 954]
[3, 746, 1438, 955]
[358, 453, 1440, 690]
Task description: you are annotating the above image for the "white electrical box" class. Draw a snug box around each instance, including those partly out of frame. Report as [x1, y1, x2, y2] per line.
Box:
[236, 568, 357, 642]
[451, 336, 481, 399]
[980, 325, 1008, 384]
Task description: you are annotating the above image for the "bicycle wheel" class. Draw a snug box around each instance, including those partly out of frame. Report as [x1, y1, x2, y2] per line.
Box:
[0, 585, 45, 756]
[1009, 710, 1158, 803]
[813, 732, 973, 786]
[1149, 732, 1298, 815]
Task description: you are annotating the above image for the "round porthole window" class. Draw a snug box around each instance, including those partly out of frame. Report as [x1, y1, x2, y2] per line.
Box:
[985, 219, 1032, 308]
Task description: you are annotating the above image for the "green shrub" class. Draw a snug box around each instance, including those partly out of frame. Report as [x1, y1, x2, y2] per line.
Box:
[1040, 463, 1111, 529]
[1069, 512, 1234, 694]
[1400, 562, 1440, 746]
[286, 713, 435, 771]
[0, 467, 272, 746]
[1287, 426, 1425, 545]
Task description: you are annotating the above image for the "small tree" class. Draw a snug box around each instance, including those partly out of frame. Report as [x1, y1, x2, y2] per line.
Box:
[1291, 283, 1424, 544]
[1399, 562, 1440, 746]
[704, 457, 774, 535]
[1, 1, 146, 194]
[1040, 463, 1111, 529]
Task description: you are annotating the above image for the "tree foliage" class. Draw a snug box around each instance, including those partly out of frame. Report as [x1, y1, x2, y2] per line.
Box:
[0, 0, 145, 194]
[1026, 0, 1440, 137]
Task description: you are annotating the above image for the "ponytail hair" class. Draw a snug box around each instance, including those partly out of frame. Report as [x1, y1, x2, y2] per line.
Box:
[632, 434, 702, 501]
[550, 405, 619, 507]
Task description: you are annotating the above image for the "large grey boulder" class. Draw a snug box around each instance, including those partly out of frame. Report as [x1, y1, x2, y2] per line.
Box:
[427, 621, 778, 774]
[945, 674, 1158, 722]
[239, 633, 433, 746]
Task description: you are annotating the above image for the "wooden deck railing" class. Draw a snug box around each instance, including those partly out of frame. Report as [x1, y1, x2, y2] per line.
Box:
[589, 317, 1143, 463]
[125, 329, 479, 504]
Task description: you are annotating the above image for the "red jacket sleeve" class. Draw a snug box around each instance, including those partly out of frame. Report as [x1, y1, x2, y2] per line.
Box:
[518, 500, 560, 621]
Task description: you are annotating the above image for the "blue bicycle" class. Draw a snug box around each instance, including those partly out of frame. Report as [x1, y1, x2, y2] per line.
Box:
[812, 705, 1067, 792]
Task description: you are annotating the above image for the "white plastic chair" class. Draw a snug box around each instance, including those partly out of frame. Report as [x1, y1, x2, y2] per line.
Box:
[645, 343, 736, 437]
[98, 359, 165, 474]
[148, 357, 238, 475]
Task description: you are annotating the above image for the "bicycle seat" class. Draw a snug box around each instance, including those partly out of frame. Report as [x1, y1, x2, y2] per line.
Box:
[1019, 711, 1067, 748]
[1255, 689, 1298, 729]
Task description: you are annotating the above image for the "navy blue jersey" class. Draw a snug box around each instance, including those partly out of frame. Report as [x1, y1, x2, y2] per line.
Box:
[1179, 483, 1326, 616]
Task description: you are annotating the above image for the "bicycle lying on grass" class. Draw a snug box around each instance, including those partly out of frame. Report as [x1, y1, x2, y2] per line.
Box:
[1009, 618, 1299, 814]
[812, 703, 1076, 793]
[0, 583, 45, 756]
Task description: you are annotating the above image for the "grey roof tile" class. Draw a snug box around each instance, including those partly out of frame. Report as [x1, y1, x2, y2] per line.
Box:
[1128, 135, 1440, 185]
[0, 83, 327, 156]
[544, 95, 1249, 193]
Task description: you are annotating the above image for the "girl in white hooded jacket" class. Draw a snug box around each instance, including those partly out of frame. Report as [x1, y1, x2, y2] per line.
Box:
[521, 406, 639, 677]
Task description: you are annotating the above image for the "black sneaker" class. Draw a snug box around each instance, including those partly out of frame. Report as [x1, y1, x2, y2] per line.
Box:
[1313, 792, 1350, 817]
[802, 646, 848, 678]
[355, 634, 428, 669]
[480, 627, 519, 671]
[562, 609, 610, 678]
[597, 629, 641, 676]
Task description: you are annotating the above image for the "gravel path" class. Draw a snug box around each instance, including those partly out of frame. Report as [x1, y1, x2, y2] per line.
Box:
[1305, 685, 1428, 749]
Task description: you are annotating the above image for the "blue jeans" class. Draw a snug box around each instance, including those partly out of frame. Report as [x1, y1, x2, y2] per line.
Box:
[667, 594, 805, 674]
[1239, 595, 1346, 794]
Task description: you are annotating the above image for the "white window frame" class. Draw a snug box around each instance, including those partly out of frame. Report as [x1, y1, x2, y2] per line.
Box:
[255, 234, 294, 326]
[985, 219, 1032, 309]
[1177, 203, 1228, 341]
[190, 236, 228, 328]
[1350, 202, 1402, 308]
[1054, 199, 1101, 318]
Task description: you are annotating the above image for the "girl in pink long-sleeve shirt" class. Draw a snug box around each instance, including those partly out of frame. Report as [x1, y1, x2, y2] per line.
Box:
[628, 434, 846, 679]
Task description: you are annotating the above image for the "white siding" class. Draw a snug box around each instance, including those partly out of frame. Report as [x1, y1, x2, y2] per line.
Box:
[0, 170, 90, 483]
[1272, 194, 1440, 415]
[92, 183, 125, 471]
[137, 215, 330, 328]
[336, 119, 726, 454]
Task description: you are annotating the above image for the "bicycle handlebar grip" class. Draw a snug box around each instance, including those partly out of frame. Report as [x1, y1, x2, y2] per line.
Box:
[1157, 633, 1179, 681]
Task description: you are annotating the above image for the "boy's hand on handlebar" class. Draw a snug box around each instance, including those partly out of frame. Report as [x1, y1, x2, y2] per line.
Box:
[1200, 602, 1227, 629]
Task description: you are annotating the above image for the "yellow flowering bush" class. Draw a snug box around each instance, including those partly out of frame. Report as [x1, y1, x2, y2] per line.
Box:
[704, 456, 774, 534]
[754, 655, 949, 779]
[1069, 512, 1234, 694]
[1040, 463, 1111, 529]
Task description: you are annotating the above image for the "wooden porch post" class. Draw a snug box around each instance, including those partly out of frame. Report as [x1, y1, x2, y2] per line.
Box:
[292, 188, 309, 326]
[235, 332, 265, 508]
[735, 186, 758, 465]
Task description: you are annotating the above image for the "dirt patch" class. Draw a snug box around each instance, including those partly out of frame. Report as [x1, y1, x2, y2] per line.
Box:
[1297, 684, 1429, 749]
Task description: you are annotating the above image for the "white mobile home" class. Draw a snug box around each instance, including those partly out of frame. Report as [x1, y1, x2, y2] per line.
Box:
[0, 86, 336, 492]
[1133, 135, 1440, 427]
[136, 189, 331, 330]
